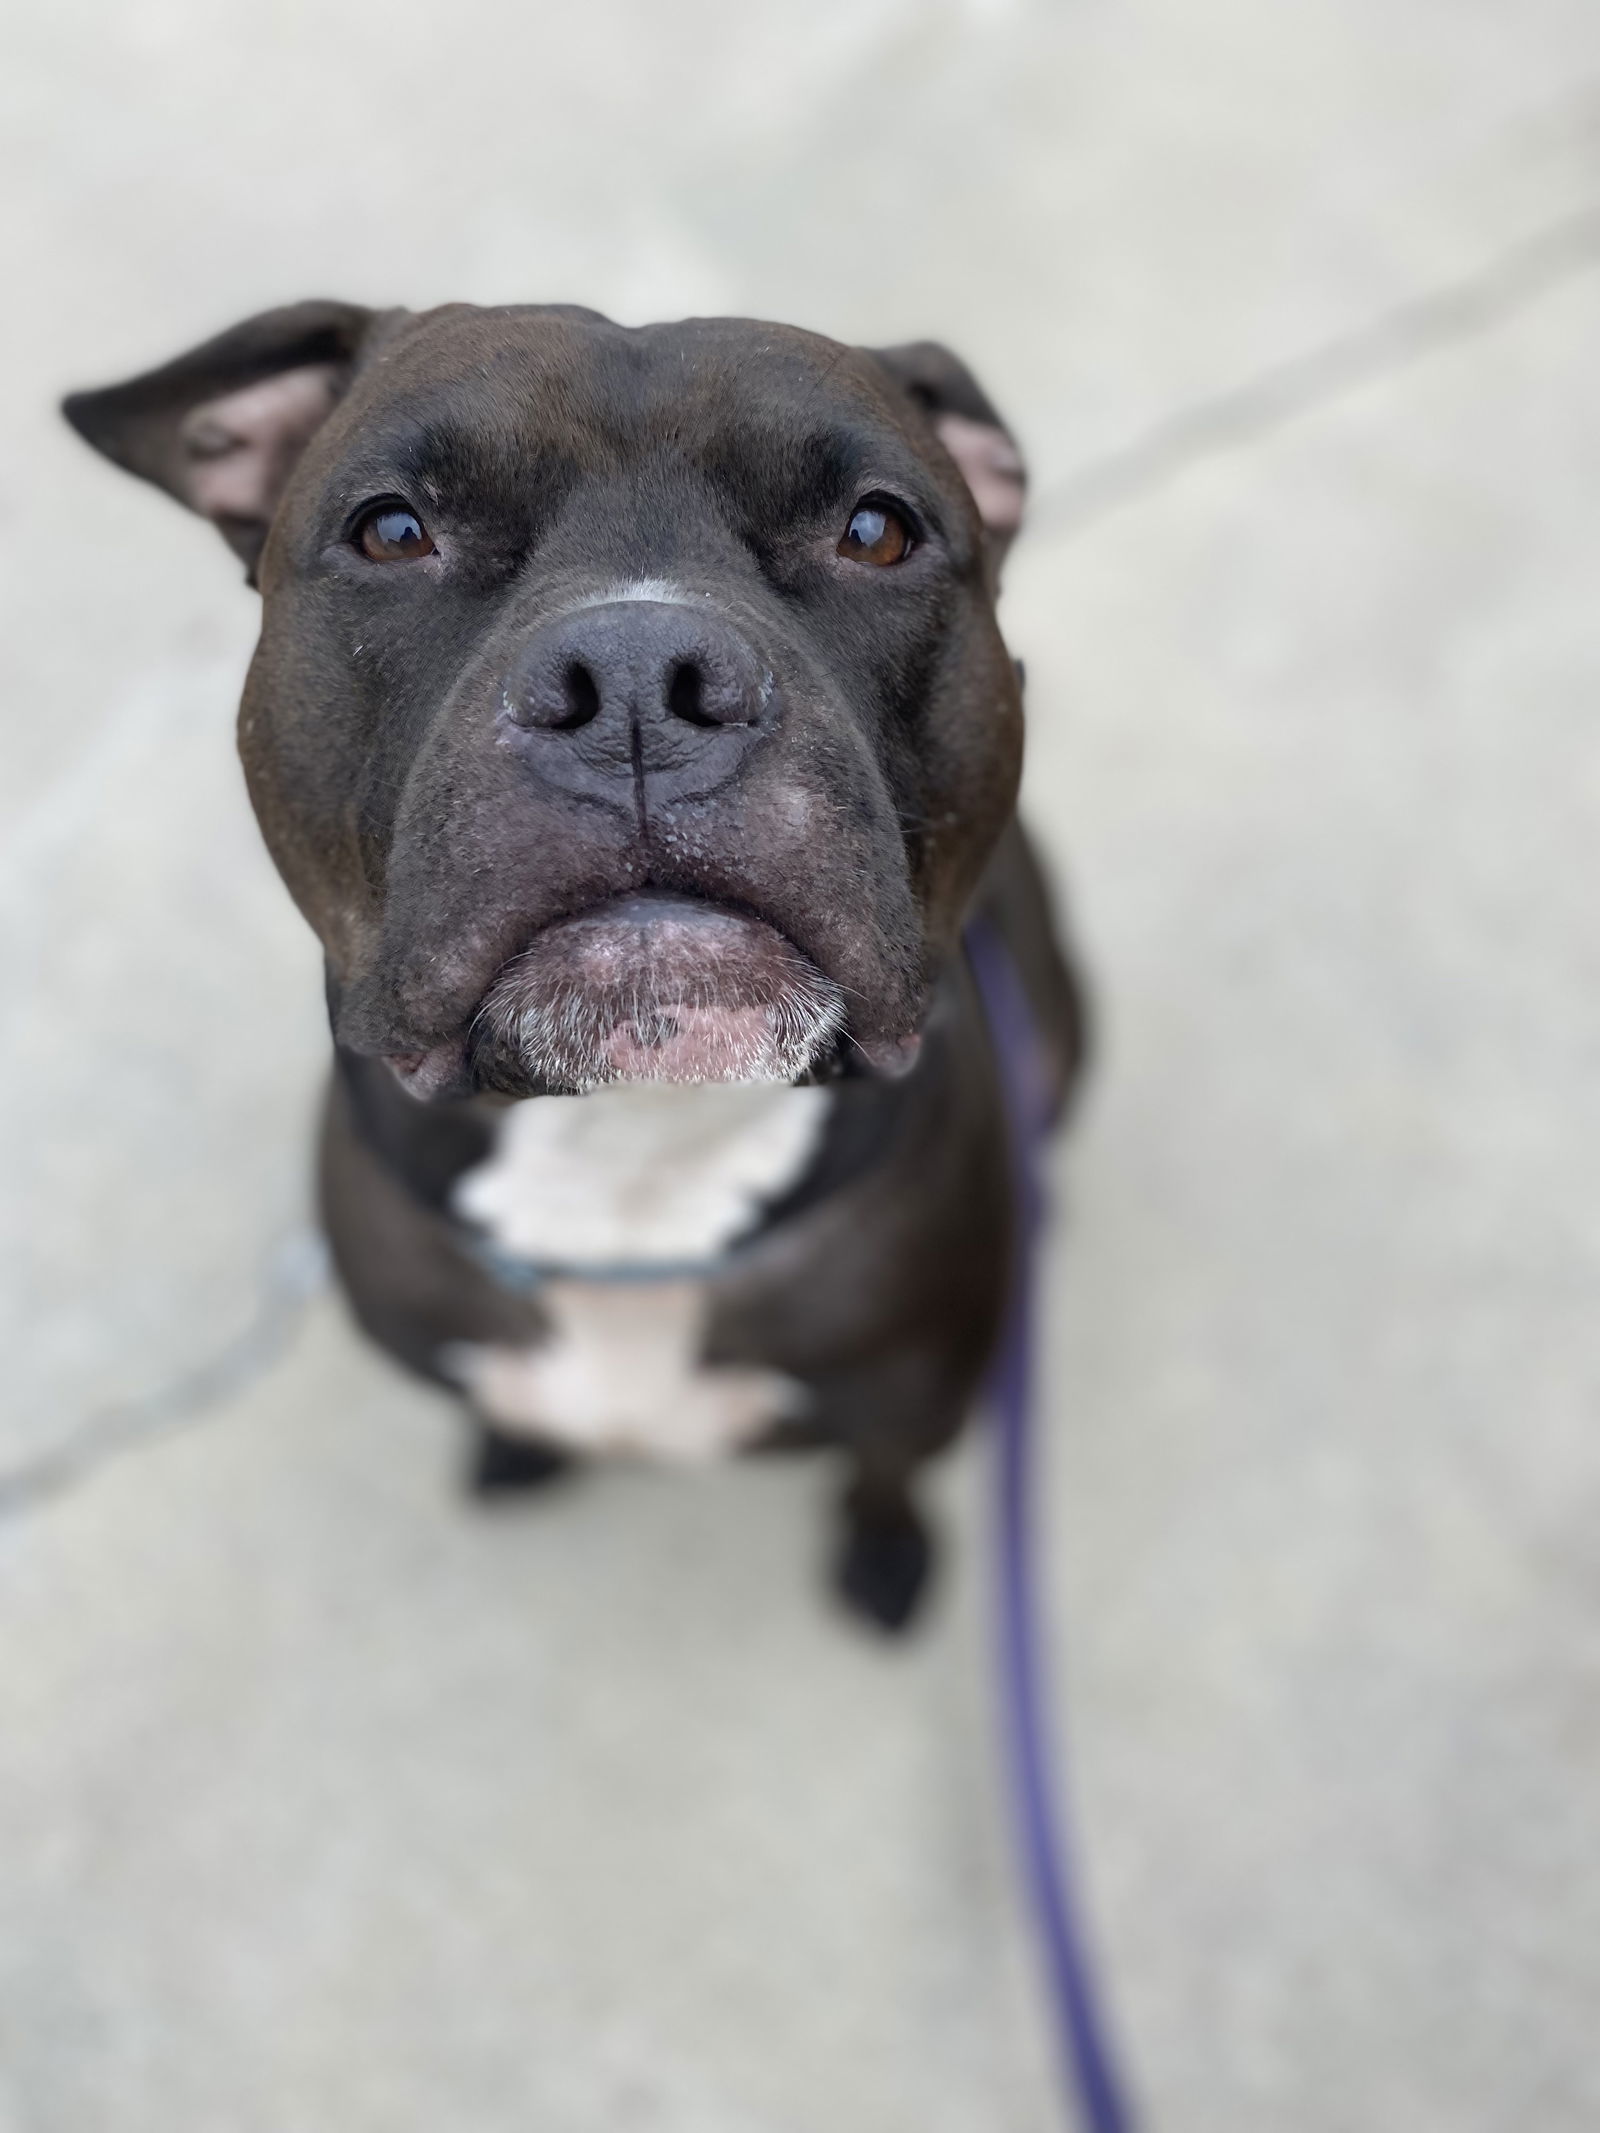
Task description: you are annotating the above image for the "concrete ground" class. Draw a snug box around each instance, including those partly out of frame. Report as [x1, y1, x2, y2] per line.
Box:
[4, 2, 1600, 2126]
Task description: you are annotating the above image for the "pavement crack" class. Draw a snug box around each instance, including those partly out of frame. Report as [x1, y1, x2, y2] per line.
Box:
[1031, 200, 1600, 541]
[0, 1230, 327, 1523]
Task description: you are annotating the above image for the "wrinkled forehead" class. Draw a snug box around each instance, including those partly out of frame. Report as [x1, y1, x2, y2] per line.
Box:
[322, 307, 936, 512]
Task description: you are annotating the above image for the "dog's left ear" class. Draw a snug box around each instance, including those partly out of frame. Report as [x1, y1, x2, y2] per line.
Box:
[866, 340, 1027, 565]
[63, 299, 382, 578]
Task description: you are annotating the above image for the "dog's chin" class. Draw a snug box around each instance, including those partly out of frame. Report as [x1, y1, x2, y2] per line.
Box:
[465, 894, 848, 1095]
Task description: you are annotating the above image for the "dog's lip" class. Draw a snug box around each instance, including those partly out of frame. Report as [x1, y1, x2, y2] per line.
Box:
[384, 1038, 474, 1102]
[521, 887, 759, 930]
[491, 887, 823, 988]
[379, 889, 924, 1097]
[851, 1030, 923, 1079]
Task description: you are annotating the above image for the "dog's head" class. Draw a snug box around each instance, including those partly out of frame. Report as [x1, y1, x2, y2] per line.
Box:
[66, 301, 1028, 1098]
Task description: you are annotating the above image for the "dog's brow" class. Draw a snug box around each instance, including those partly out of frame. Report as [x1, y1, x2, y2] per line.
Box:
[377, 413, 578, 498]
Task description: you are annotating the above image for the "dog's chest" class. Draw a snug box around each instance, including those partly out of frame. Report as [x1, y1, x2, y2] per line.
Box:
[449, 1082, 830, 1460]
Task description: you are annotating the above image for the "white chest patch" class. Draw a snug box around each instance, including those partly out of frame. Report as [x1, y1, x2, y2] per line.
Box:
[447, 1082, 831, 1462]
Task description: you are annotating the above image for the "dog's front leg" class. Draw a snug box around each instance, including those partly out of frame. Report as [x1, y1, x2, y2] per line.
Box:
[466, 1420, 574, 1497]
[837, 1465, 935, 1635]
[822, 1350, 978, 1634]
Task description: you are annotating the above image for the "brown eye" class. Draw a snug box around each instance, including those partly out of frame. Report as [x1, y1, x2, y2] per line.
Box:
[355, 503, 436, 562]
[838, 500, 912, 566]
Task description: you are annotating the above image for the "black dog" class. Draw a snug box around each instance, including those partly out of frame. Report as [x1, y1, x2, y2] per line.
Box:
[65, 301, 1085, 1629]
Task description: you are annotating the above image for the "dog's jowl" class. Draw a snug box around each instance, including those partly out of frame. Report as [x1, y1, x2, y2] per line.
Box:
[65, 301, 1086, 1629]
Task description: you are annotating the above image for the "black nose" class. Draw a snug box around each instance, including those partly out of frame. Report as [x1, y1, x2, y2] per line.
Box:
[513, 601, 767, 733]
[503, 600, 771, 802]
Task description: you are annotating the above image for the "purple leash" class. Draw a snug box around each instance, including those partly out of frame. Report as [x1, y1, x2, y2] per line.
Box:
[965, 917, 1136, 2133]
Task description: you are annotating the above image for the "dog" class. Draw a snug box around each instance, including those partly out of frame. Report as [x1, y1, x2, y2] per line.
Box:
[64, 300, 1086, 1630]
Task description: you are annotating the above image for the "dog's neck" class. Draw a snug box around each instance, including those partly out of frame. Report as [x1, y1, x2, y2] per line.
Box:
[451, 1080, 833, 1272]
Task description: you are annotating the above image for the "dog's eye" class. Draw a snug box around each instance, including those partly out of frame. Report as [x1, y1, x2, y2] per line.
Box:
[354, 503, 436, 562]
[838, 501, 913, 566]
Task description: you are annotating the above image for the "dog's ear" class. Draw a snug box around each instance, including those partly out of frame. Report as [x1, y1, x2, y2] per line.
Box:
[63, 300, 381, 577]
[866, 340, 1027, 563]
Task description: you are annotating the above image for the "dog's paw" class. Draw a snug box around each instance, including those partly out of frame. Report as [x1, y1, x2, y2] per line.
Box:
[834, 1499, 934, 1633]
[466, 1423, 573, 1499]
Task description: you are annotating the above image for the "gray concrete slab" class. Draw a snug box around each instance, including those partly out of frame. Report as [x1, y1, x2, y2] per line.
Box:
[5, 1, 1600, 2126]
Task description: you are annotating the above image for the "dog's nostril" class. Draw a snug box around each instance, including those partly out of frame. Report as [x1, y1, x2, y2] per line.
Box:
[667, 659, 719, 728]
[553, 660, 601, 731]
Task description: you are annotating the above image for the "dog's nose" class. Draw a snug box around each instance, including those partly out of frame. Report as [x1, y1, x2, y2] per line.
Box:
[504, 604, 770, 803]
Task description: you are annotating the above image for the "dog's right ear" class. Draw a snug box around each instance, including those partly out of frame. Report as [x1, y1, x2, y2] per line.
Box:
[62, 300, 382, 578]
